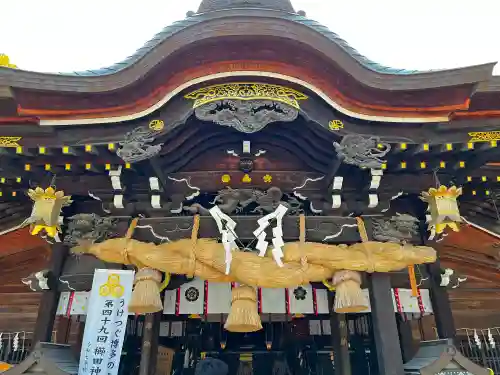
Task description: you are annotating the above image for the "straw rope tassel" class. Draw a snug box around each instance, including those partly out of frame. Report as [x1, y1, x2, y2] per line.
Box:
[128, 218, 164, 314]
[225, 213, 262, 332]
[331, 217, 370, 313]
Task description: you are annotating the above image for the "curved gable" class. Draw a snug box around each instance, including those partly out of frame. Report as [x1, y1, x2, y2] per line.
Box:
[0, 10, 494, 92]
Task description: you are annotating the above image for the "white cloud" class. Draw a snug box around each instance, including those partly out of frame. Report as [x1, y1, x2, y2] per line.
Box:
[1, 0, 499, 74]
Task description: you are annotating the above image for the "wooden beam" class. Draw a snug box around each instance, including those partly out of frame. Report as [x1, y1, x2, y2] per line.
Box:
[32, 243, 68, 345]
[328, 292, 351, 375]
[397, 316, 416, 363]
[426, 261, 456, 340]
[368, 272, 404, 375]
[135, 215, 373, 243]
[139, 313, 162, 375]
[54, 316, 71, 344]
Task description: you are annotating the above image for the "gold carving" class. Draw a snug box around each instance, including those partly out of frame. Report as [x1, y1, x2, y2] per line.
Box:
[149, 119, 164, 131]
[242, 174, 252, 183]
[184, 83, 308, 109]
[263, 174, 272, 183]
[0, 136, 21, 148]
[329, 120, 344, 130]
[0, 54, 17, 69]
[469, 131, 500, 142]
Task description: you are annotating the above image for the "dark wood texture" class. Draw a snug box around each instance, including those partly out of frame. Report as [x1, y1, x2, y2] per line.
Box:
[139, 313, 162, 375]
[32, 243, 69, 345]
[426, 261, 456, 340]
[368, 273, 404, 375]
[397, 316, 417, 363]
[134, 215, 367, 243]
[328, 292, 351, 375]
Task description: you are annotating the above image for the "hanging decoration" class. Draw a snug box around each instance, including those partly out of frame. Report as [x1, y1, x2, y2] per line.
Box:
[210, 206, 239, 274]
[25, 186, 72, 238]
[474, 329, 482, 348]
[12, 333, 18, 352]
[420, 185, 462, 234]
[224, 285, 262, 333]
[0, 54, 17, 69]
[72, 216, 435, 328]
[254, 204, 288, 267]
[488, 329, 496, 349]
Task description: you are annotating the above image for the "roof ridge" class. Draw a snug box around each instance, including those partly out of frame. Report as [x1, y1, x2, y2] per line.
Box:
[52, 11, 432, 77]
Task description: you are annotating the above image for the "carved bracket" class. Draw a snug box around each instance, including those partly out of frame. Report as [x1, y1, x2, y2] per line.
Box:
[372, 213, 419, 243]
[333, 134, 391, 170]
[64, 213, 119, 247]
[116, 126, 163, 163]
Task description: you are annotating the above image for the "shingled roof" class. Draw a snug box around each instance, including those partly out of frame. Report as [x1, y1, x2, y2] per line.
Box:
[54, 11, 426, 78]
[197, 0, 295, 13]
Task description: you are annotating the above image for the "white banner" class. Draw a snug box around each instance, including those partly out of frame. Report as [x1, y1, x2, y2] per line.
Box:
[78, 269, 134, 375]
[63, 279, 433, 317]
[288, 285, 314, 314]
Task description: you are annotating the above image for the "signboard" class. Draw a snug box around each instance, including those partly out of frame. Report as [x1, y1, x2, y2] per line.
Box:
[78, 269, 134, 375]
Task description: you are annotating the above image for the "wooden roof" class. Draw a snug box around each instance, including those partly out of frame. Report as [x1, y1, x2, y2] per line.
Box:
[197, 0, 295, 12]
[3, 342, 78, 375]
[0, 4, 499, 124]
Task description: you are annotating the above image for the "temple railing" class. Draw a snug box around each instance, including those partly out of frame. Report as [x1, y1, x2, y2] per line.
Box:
[0, 331, 56, 365]
[456, 328, 500, 374]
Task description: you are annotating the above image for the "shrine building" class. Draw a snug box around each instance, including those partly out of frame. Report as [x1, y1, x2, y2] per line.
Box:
[0, 1, 500, 375]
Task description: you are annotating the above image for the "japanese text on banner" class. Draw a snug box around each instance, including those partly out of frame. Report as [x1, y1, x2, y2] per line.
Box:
[78, 269, 134, 375]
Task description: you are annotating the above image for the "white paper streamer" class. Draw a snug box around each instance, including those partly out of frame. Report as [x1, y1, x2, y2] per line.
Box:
[209, 206, 239, 274]
[253, 204, 288, 267]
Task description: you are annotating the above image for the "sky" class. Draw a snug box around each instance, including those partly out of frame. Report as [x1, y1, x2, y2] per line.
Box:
[1, 0, 500, 74]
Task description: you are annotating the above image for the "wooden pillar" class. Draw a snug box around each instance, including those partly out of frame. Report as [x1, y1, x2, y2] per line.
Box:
[54, 316, 71, 344]
[397, 316, 416, 363]
[328, 292, 351, 375]
[32, 243, 68, 345]
[139, 312, 161, 375]
[368, 273, 404, 375]
[426, 261, 456, 340]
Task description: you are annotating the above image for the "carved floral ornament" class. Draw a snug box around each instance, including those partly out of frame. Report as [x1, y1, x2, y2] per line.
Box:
[185, 83, 308, 133]
[468, 130, 500, 143]
[185, 83, 308, 109]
